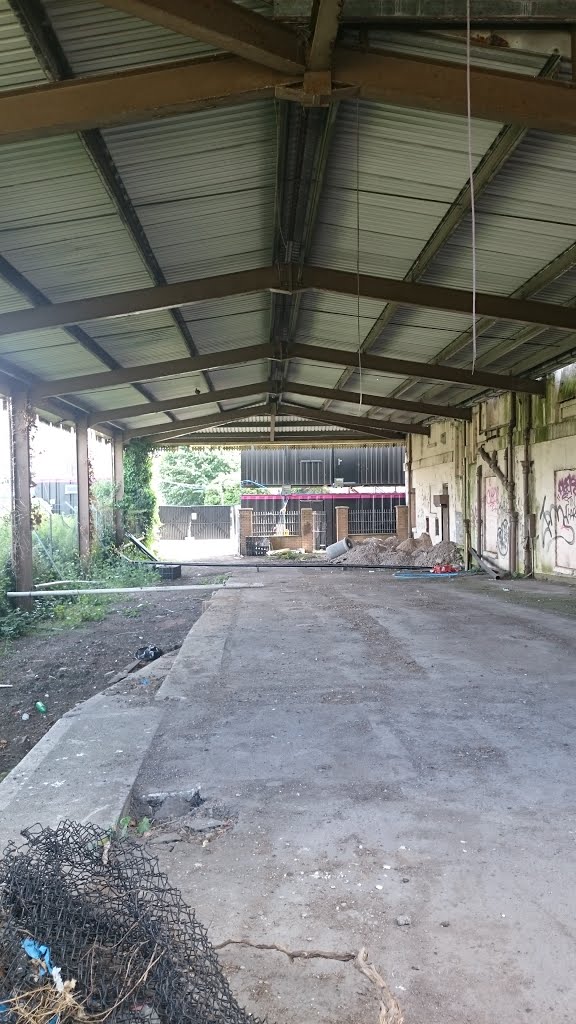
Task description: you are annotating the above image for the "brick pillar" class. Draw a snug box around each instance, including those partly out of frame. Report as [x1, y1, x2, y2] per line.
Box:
[395, 504, 409, 541]
[335, 506, 349, 541]
[300, 507, 313, 553]
[239, 507, 253, 556]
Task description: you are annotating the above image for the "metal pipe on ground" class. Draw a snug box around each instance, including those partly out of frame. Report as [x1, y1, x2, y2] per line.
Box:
[7, 584, 257, 598]
[469, 547, 501, 579]
[325, 537, 353, 560]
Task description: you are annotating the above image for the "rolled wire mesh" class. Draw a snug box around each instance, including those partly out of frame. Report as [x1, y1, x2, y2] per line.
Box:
[0, 821, 266, 1024]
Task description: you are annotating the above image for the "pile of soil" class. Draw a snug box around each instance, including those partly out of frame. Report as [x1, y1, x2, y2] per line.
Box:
[0, 571, 220, 781]
[336, 534, 463, 568]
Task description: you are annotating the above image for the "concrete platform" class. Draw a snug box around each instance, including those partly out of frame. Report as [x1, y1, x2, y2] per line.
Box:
[135, 569, 576, 1024]
[0, 671, 165, 849]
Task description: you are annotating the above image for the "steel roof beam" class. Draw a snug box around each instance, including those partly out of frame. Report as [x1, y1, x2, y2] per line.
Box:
[278, 401, 426, 436]
[0, 267, 280, 336]
[28, 343, 274, 400]
[307, 0, 342, 71]
[0, 57, 294, 144]
[2, 263, 575, 337]
[88, 381, 270, 425]
[155, 432, 393, 447]
[327, 51, 561, 408]
[4, 48, 576, 144]
[283, 381, 472, 420]
[98, 0, 305, 73]
[125, 403, 271, 440]
[290, 342, 546, 396]
[302, 266, 576, 332]
[6, 0, 216, 414]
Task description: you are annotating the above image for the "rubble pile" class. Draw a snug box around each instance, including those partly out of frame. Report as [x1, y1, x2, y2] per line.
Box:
[335, 534, 463, 568]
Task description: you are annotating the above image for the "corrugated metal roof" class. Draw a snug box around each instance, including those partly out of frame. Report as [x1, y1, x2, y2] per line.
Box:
[43, 0, 274, 75]
[0, 1, 47, 91]
[103, 103, 277, 281]
[180, 293, 271, 355]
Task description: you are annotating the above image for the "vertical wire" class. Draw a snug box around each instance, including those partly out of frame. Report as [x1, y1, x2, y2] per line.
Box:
[466, 0, 478, 371]
[356, 99, 363, 406]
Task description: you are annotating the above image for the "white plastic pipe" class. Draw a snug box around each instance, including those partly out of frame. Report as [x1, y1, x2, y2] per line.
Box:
[7, 584, 256, 598]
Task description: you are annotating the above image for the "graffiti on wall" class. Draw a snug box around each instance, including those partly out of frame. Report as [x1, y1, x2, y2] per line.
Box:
[484, 477, 509, 559]
[539, 470, 576, 572]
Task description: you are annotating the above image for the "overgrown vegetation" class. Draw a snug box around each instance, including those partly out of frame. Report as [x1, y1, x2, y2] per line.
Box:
[0, 488, 160, 644]
[123, 439, 157, 545]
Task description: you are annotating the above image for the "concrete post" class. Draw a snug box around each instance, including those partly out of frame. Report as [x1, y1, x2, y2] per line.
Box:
[335, 505, 349, 541]
[395, 504, 409, 541]
[300, 507, 313, 553]
[10, 391, 33, 611]
[239, 507, 253, 555]
[113, 434, 124, 548]
[76, 416, 92, 563]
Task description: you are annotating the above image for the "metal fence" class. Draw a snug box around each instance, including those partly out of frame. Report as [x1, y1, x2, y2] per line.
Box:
[312, 510, 327, 550]
[252, 509, 301, 537]
[348, 508, 396, 535]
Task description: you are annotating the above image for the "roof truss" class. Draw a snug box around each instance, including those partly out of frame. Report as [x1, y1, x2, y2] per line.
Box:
[3, 48, 576, 145]
[2, 264, 574, 337]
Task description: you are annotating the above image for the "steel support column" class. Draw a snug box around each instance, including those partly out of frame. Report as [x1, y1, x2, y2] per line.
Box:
[76, 417, 92, 563]
[10, 392, 33, 610]
[113, 435, 125, 548]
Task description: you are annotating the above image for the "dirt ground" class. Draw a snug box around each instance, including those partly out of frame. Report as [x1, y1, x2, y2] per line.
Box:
[0, 569, 221, 780]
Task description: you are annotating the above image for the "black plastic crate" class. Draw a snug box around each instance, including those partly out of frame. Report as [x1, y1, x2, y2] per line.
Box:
[246, 536, 269, 557]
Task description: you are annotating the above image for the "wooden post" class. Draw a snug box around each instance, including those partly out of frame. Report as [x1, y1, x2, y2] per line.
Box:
[113, 434, 125, 547]
[76, 416, 92, 562]
[10, 391, 33, 610]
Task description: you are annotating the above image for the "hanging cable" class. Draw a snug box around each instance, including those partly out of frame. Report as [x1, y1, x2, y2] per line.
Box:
[355, 99, 363, 406]
[466, 0, 478, 371]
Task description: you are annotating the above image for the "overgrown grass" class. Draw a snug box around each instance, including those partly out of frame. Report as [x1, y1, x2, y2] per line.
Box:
[0, 510, 160, 643]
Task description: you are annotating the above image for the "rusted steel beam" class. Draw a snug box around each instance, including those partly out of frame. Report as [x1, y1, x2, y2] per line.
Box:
[156, 431, 393, 446]
[284, 380, 472, 420]
[3, 48, 576, 144]
[88, 381, 270, 425]
[307, 0, 343, 71]
[302, 266, 576, 333]
[28, 344, 274, 400]
[278, 401, 427, 435]
[333, 47, 576, 135]
[0, 56, 295, 144]
[2, 261, 574, 336]
[0, 267, 280, 335]
[98, 0, 304, 73]
[125, 403, 270, 439]
[290, 343, 546, 396]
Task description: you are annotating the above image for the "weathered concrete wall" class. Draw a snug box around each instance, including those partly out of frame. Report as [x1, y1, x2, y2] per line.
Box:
[410, 366, 576, 578]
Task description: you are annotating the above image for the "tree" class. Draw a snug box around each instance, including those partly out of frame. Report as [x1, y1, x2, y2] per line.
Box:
[158, 447, 240, 506]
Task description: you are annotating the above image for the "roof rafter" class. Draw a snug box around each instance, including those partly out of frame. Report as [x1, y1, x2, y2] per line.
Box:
[7, 0, 219, 413]
[278, 402, 427, 436]
[155, 432, 394, 447]
[289, 343, 545, 396]
[3, 48, 576, 144]
[283, 381, 472, 420]
[89, 381, 270, 426]
[326, 51, 562, 409]
[2, 263, 575, 336]
[125, 403, 271, 440]
[28, 343, 274, 401]
[98, 0, 305, 73]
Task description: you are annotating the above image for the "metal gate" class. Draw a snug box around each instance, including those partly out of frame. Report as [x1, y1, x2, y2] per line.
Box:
[158, 505, 232, 540]
[312, 510, 327, 550]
